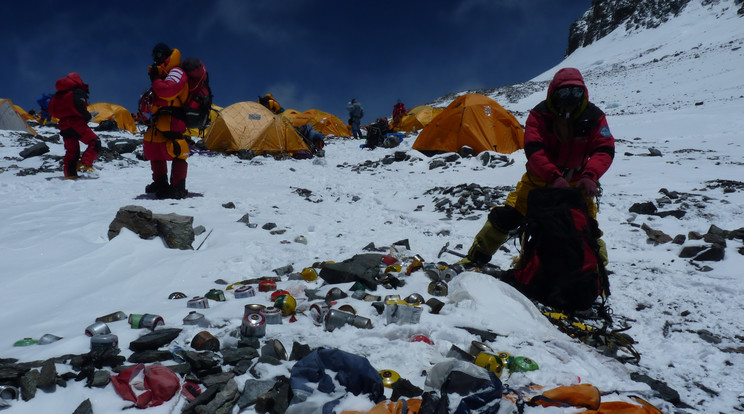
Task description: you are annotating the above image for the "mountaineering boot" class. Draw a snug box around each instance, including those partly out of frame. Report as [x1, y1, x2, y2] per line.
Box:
[77, 163, 95, 173]
[458, 220, 509, 269]
[145, 176, 169, 194]
[157, 180, 188, 200]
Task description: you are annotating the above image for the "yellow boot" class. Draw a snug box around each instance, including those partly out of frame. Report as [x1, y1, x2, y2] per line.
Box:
[459, 221, 509, 267]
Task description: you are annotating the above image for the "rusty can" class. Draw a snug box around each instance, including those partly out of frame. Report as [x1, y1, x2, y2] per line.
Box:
[187, 296, 209, 309]
[428, 280, 449, 297]
[308, 302, 330, 326]
[85, 321, 111, 337]
[241, 312, 266, 337]
[191, 331, 220, 351]
[258, 280, 277, 292]
[183, 311, 208, 327]
[95, 311, 127, 323]
[260, 306, 282, 324]
[90, 333, 118, 351]
[205, 289, 226, 302]
[234, 285, 256, 299]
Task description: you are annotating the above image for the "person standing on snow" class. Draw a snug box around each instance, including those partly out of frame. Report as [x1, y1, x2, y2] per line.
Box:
[37, 93, 53, 125]
[347, 98, 364, 139]
[391, 99, 407, 130]
[142, 43, 190, 199]
[48, 73, 101, 179]
[459, 67, 615, 268]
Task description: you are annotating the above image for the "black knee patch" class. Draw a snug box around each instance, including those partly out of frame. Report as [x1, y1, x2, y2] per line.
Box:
[487, 205, 524, 232]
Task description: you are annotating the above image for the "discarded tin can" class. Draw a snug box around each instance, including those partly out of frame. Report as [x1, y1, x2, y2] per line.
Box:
[384, 264, 402, 274]
[271, 339, 289, 361]
[272, 264, 294, 276]
[183, 311, 209, 327]
[497, 351, 511, 366]
[13, 338, 37, 347]
[168, 292, 187, 299]
[325, 287, 348, 302]
[423, 263, 440, 281]
[241, 312, 266, 337]
[130, 314, 164, 330]
[301, 267, 318, 281]
[244, 303, 265, 316]
[508, 356, 539, 372]
[325, 309, 372, 331]
[309, 302, 330, 326]
[440, 268, 458, 282]
[404, 293, 425, 304]
[260, 306, 283, 324]
[338, 304, 356, 314]
[410, 334, 434, 345]
[205, 289, 226, 302]
[85, 321, 111, 337]
[428, 280, 449, 297]
[469, 341, 493, 357]
[274, 294, 297, 316]
[37, 334, 62, 345]
[384, 294, 401, 302]
[379, 369, 400, 388]
[405, 254, 425, 275]
[384, 300, 422, 325]
[258, 280, 277, 292]
[187, 296, 209, 309]
[474, 352, 504, 377]
[270, 290, 291, 302]
[234, 285, 256, 299]
[446, 344, 475, 362]
[0, 385, 19, 400]
[191, 331, 220, 351]
[425, 297, 445, 314]
[90, 333, 118, 351]
[95, 310, 128, 323]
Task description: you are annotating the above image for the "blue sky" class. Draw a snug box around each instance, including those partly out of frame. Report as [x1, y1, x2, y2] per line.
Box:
[2, 0, 590, 123]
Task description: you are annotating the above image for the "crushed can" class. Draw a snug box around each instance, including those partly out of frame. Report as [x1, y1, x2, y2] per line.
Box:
[0, 385, 19, 401]
[423, 263, 441, 281]
[384, 264, 402, 274]
[258, 280, 277, 292]
[404, 293, 425, 304]
[191, 331, 220, 351]
[85, 321, 111, 337]
[338, 304, 356, 314]
[410, 334, 434, 345]
[183, 311, 209, 327]
[272, 264, 294, 276]
[205, 289, 226, 302]
[301, 267, 318, 281]
[241, 312, 266, 338]
[234, 284, 256, 298]
[428, 280, 448, 297]
[13, 338, 38, 347]
[274, 294, 297, 316]
[425, 297, 445, 314]
[474, 352, 504, 377]
[129, 313, 164, 330]
[260, 306, 283, 324]
[508, 356, 539, 372]
[405, 254, 425, 275]
[325, 287, 348, 302]
[384, 300, 422, 325]
[95, 311, 127, 323]
[308, 302, 330, 326]
[37, 334, 62, 345]
[244, 303, 265, 316]
[187, 296, 209, 309]
[469, 340, 493, 357]
[325, 309, 372, 331]
[90, 333, 118, 351]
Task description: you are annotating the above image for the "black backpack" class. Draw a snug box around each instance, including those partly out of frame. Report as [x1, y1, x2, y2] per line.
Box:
[509, 188, 610, 311]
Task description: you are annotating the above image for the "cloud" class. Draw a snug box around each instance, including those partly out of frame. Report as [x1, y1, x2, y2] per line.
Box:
[200, 0, 310, 45]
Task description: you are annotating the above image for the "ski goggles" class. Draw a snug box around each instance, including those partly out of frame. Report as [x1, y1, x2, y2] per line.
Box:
[555, 86, 585, 99]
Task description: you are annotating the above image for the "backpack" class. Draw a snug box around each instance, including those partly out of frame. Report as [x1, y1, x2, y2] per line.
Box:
[180, 57, 213, 130]
[510, 188, 610, 311]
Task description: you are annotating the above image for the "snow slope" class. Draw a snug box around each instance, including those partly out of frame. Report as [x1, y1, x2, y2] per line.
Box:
[0, 0, 742, 412]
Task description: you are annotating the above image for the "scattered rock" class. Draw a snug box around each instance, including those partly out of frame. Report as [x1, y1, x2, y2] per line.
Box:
[19, 142, 50, 159]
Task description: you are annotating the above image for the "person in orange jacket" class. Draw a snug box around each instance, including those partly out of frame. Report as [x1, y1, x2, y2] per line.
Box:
[48, 73, 101, 179]
[143, 43, 190, 199]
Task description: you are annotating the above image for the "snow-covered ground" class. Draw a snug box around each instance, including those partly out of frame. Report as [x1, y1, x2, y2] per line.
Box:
[0, 1, 743, 413]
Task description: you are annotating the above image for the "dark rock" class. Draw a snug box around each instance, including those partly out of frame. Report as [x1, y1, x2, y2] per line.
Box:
[72, 398, 93, 414]
[20, 369, 39, 401]
[238, 337, 260, 350]
[107, 139, 140, 154]
[394, 151, 408, 162]
[231, 359, 253, 376]
[222, 202, 236, 209]
[180, 351, 221, 372]
[201, 372, 235, 388]
[221, 347, 259, 366]
[19, 142, 50, 158]
[679, 245, 707, 258]
[630, 372, 683, 406]
[255, 376, 291, 414]
[672, 234, 686, 245]
[90, 370, 110, 388]
[37, 359, 56, 390]
[107, 205, 157, 240]
[152, 212, 195, 250]
[443, 153, 460, 162]
[381, 155, 396, 165]
[201, 378, 240, 414]
[641, 223, 672, 245]
[289, 342, 312, 361]
[318, 253, 384, 290]
[428, 159, 446, 170]
[629, 202, 657, 214]
[237, 378, 275, 409]
[182, 384, 220, 414]
[648, 148, 662, 156]
[703, 233, 727, 247]
[129, 328, 182, 352]
[262, 223, 277, 230]
[391, 377, 424, 400]
[236, 149, 255, 160]
[696, 329, 722, 344]
[478, 151, 491, 166]
[257, 354, 282, 366]
[655, 210, 685, 219]
[688, 231, 704, 240]
[127, 350, 174, 363]
[693, 245, 725, 262]
[458, 146, 475, 158]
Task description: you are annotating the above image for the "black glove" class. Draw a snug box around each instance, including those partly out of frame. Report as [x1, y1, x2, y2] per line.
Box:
[92, 138, 102, 153]
[148, 66, 160, 82]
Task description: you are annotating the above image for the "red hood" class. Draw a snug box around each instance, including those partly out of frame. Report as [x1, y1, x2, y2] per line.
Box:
[55, 73, 89, 93]
[547, 67, 588, 101]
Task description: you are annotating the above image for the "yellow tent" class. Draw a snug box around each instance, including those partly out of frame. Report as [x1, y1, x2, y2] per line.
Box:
[87, 102, 137, 133]
[395, 105, 444, 132]
[0, 99, 37, 135]
[11, 103, 36, 121]
[204, 101, 310, 155]
[186, 104, 222, 138]
[291, 109, 350, 137]
[412, 94, 523, 155]
[281, 109, 301, 123]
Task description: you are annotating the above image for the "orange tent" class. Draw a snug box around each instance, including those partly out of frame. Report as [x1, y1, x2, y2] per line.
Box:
[290, 109, 350, 137]
[87, 102, 137, 133]
[412, 94, 523, 155]
[395, 105, 444, 132]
